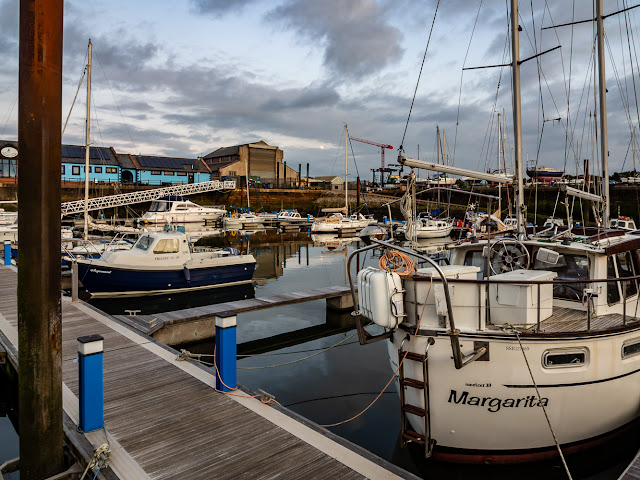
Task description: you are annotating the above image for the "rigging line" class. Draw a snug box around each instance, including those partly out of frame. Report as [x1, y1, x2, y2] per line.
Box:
[398, 0, 441, 153]
[619, 0, 631, 127]
[0, 91, 17, 139]
[283, 391, 395, 408]
[62, 67, 87, 138]
[604, 33, 635, 132]
[541, 3, 640, 30]
[93, 49, 139, 154]
[624, 1, 640, 131]
[452, 0, 485, 164]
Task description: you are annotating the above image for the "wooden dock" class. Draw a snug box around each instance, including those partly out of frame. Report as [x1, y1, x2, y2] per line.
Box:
[0, 266, 414, 479]
[112, 285, 355, 345]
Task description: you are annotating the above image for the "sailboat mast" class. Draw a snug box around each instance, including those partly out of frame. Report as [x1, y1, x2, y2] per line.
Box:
[510, 0, 525, 236]
[498, 112, 502, 216]
[596, 0, 610, 225]
[344, 124, 348, 211]
[84, 39, 92, 240]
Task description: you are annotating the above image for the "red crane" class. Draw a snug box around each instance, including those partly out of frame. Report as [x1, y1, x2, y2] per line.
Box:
[349, 136, 393, 170]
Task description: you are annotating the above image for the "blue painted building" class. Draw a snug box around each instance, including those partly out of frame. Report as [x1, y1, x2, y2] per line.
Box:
[61, 145, 121, 183]
[0, 139, 213, 185]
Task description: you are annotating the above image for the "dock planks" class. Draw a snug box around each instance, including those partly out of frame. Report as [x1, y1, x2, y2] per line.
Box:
[113, 285, 354, 336]
[0, 267, 413, 480]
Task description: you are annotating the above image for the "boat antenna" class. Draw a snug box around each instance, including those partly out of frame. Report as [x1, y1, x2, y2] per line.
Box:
[398, 0, 441, 156]
[84, 39, 92, 241]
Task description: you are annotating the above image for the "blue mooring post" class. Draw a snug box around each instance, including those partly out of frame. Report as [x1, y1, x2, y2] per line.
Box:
[383, 216, 388, 226]
[215, 312, 237, 392]
[78, 334, 104, 432]
[3, 241, 10, 266]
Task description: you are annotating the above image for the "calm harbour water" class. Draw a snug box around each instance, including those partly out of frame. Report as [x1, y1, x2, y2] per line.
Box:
[1, 229, 639, 478]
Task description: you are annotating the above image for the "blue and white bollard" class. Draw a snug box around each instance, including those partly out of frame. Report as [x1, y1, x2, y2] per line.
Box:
[78, 334, 104, 432]
[215, 312, 237, 392]
[3, 240, 10, 266]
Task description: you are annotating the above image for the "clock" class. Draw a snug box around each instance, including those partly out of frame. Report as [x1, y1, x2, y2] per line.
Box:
[1, 146, 18, 158]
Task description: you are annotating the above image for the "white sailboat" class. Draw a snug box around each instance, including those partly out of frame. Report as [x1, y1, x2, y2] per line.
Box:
[311, 125, 376, 233]
[350, 0, 640, 464]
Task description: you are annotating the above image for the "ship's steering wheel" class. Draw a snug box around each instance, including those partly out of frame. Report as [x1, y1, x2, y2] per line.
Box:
[489, 239, 530, 275]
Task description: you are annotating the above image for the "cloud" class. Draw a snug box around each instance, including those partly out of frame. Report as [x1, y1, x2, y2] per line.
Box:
[190, 0, 258, 17]
[268, 0, 404, 80]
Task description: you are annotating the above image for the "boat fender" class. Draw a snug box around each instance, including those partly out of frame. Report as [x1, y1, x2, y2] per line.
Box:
[183, 265, 191, 283]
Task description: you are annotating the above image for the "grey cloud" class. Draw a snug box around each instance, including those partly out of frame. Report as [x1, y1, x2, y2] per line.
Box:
[190, 0, 257, 17]
[268, 0, 404, 80]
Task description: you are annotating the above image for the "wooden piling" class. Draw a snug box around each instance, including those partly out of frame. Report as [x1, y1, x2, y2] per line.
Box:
[17, 0, 65, 477]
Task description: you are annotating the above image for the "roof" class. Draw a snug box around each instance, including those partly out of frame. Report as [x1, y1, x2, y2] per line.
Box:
[117, 154, 136, 169]
[61, 145, 119, 166]
[203, 140, 277, 159]
[131, 155, 209, 173]
[314, 176, 343, 182]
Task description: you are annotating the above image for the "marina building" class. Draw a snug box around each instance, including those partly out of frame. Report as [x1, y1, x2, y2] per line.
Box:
[203, 140, 298, 187]
[61, 145, 121, 183]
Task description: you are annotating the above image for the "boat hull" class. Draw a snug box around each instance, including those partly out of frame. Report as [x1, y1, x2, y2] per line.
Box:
[389, 328, 640, 460]
[76, 260, 256, 296]
[138, 211, 225, 224]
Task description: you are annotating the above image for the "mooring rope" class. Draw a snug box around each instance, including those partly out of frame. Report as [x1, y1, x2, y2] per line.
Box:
[504, 325, 573, 480]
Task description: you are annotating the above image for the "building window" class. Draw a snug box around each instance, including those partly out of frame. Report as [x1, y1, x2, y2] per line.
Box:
[61, 165, 65, 175]
[151, 171, 162, 175]
[95, 166, 103, 173]
[88, 166, 92, 173]
[164, 171, 174, 176]
[229, 171, 236, 176]
[72, 166, 80, 175]
[106, 167, 117, 174]
[176, 172, 187, 176]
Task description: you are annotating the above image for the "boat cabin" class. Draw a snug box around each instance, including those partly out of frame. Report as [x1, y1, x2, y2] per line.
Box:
[610, 216, 637, 231]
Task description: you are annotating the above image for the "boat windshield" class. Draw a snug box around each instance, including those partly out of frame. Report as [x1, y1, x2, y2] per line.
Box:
[135, 235, 154, 251]
[533, 253, 589, 301]
[148, 201, 169, 213]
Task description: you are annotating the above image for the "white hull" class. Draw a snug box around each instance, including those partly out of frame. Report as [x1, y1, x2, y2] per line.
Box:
[388, 328, 640, 454]
[140, 211, 225, 224]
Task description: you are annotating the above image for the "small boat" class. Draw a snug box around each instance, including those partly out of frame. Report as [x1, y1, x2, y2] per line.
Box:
[137, 196, 227, 225]
[0, 208, 17, 226]
[311, 212, 375, 233]
[399, 212, 453, 239]
[224, 211, 266, 230]
[76, 231, 256, 296]
[526, 165, 563, 181]
[610, 216, 637, 231]
[276, 210, 313, 223]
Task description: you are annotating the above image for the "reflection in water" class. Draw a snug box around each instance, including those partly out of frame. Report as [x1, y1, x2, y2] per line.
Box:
[78, 231, 640, 478]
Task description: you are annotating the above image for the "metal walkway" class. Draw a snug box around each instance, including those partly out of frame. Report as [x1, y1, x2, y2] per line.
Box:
[60, 180, 236, 215]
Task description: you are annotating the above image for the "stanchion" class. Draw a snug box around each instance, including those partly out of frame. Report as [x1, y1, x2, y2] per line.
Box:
[3, 241, 10, 266]
[78, 335, 104, 432]
[214, 312, 237, 392]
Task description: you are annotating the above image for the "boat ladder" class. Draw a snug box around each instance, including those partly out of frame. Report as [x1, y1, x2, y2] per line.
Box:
[398, 337, 435, 458]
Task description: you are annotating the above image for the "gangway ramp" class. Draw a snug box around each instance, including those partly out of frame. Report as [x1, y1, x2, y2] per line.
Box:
[60, 180, 236, 215]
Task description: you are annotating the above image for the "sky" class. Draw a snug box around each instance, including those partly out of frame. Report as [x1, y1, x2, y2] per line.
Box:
[2, 0, 640, 179]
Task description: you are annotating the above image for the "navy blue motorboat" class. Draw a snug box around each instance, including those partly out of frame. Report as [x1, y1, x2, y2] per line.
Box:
[76, 231, 256, 297]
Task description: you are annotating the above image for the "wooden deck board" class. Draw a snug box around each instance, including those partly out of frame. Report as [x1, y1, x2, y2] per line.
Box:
[0, 267, 406, 480]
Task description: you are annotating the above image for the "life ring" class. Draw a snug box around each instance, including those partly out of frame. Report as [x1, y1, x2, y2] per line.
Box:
[230, 230, 236, 236]
[231, 213, 237, 219]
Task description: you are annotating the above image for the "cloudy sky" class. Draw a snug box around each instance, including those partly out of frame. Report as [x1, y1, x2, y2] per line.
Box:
[1, 0, 640, 178]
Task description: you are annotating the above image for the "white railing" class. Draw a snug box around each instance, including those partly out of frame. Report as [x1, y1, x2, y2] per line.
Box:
[61, 180, 236, 215]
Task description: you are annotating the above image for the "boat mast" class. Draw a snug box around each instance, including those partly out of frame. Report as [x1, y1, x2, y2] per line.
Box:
[245, 155, 250, 211]
[510, 0, 525, 236]
[344, 124, 348, 211]
[84, 39, 92, 240]
[596, 0, 610, 226]
[498, 112, 502, 217]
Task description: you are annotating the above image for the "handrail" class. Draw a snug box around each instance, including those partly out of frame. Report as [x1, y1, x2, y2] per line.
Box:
[411, 274, 640, 285]
[346, 238, 485, 369]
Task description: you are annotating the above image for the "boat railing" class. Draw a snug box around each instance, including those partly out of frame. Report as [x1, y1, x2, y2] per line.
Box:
[412, 273, 640, 332]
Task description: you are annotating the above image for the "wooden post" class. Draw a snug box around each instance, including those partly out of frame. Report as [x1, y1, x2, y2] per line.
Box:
[72, 261, 79, 302]
[306, 163, 309, 189]
[18, 0, 65, 477]
[298, 163, 301, 189]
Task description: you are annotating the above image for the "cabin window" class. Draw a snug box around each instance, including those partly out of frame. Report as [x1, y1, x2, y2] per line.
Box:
[148, 201, 169, 213]
[622, 338, 640, 359]
[542, 348, 588, 368]
[463, 250, 486, 279]
[95, 166, 102, 173]
[607, 256, 621, 304]
[153, 238, 179, 254]
[72, 166, 80, 175]
[616, 251, 638, 298]
[533, 254, 589, 301]
[175, 204, 188, 211]
[134, 235, 153, 251]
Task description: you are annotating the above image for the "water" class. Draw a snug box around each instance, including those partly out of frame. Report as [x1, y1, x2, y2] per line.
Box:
[3, 229, 639, 478]
[0, 382, 19, 479]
